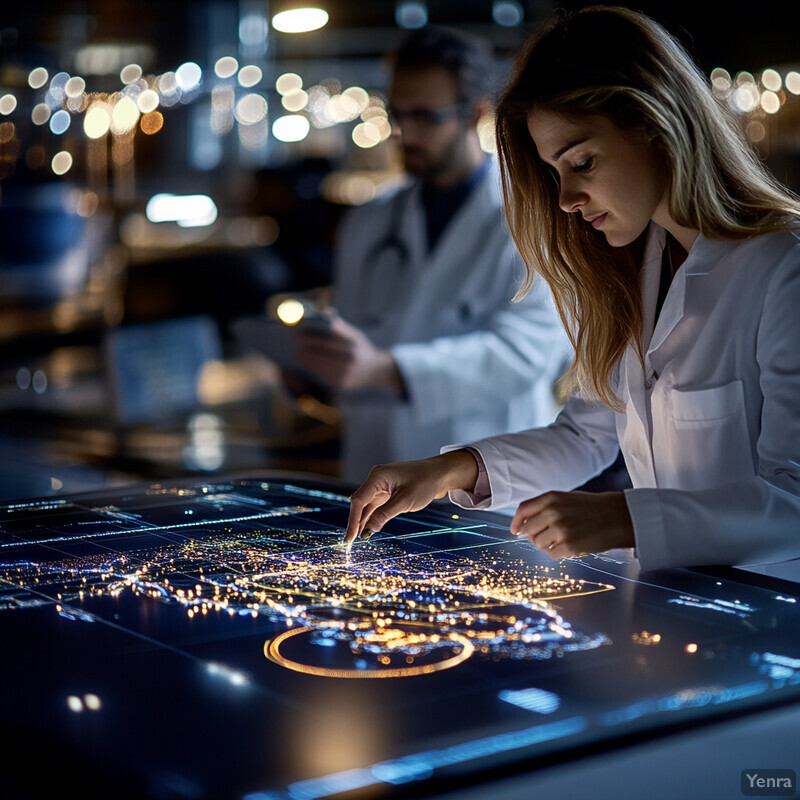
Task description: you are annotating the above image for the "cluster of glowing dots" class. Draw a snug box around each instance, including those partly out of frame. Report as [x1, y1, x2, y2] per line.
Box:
[632, 630, 662, 646]
[710, 66, 800, 121]
[257, 542, 613, 677]
[213, 56, 263, 88]
[17, 54, 396, 164]
[0, 505, 612, 679]
[20, 54, 263, 156]
[273, 71, 391, 148]
[272, 72, 310, 142]
[67, 693, 102, 713]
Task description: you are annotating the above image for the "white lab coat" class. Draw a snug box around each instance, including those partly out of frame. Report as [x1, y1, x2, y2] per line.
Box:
[333, 162, 570, 484]
[448, 223, 800, 571]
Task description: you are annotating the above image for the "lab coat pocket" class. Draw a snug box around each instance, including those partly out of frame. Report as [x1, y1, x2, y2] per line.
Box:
[653, 380, 754, 489]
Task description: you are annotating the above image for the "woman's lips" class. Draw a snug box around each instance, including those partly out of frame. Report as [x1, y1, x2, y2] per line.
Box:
[587, 213, 607, 229]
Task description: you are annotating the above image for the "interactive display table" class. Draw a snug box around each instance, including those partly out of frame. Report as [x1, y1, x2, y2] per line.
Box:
[2, 475, 799, 799]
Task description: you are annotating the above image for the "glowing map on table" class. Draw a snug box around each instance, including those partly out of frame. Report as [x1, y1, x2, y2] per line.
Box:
[1, 476, 800, 800]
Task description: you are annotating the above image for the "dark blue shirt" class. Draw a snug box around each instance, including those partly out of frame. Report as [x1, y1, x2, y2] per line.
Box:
[421, 158, 491, 253]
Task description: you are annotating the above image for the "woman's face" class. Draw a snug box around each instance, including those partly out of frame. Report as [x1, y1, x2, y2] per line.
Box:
[527, 109, 669, 247]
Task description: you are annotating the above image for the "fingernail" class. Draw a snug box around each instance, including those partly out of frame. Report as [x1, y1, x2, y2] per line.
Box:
[360, 528, 375, 541]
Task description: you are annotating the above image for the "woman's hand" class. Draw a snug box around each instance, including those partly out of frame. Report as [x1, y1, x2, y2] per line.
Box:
[345, 450, 479, 546]
[510, 491, 634, 559]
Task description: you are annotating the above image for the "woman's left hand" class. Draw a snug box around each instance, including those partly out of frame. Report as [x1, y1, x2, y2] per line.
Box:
[510, 491, 634, 559]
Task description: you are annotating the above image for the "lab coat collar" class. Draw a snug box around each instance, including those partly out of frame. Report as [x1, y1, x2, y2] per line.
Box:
[399, 164, 499, 271]
[421, 161, 501, 265]
[644, 227, 734, 359]
[681, 231, 739, 276]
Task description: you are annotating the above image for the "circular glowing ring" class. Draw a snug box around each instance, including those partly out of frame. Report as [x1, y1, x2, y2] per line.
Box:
[265, 626, 475, 678]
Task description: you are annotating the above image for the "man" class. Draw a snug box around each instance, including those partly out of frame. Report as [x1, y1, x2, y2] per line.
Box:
[294, 27, 570, 486]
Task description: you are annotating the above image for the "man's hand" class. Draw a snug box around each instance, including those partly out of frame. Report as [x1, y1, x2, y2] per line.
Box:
[510, 491, 634, 559]
[295, 315, 404, 395]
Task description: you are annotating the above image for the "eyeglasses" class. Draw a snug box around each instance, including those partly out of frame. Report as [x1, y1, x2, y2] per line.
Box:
[386, 102, 472, 127]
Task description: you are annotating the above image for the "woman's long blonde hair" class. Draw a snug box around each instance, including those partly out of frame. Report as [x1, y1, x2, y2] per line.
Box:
[496, 5, 800, 408]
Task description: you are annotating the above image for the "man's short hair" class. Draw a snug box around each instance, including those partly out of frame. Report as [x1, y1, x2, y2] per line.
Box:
[392, 27, 496, 104]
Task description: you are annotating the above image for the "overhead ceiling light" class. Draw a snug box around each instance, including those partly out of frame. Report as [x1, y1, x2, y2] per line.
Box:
[396, 2, 427, 29]
[272, 6, 329, 34]
[492, 1, 523, 27]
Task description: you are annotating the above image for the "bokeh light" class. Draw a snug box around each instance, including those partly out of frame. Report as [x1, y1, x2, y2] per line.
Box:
[396, 1, 427, 29]
[272, 8, 329, 33]
[137, 89, 160, 113]
[710, 67, 732, 97]
[477, 112, 496, 154]
[761, 69, 782, 92]
[760, 91, 780, 114]
[67, 696, 84, 713]
[158, 72, 182, 106]
[492, 1, 523, 27]
[51, 151, 73, 175]
[175, 62, 202, 92]
[276, 72, 303, 95]
[276, 299, 305, 325]
[84, 104, 112, 138]
[0, 94, 17, 115]
[281, 90, 309, 112]
[140, 111, 164, 134]
[352, 121, 382, 148]
[111, 95, 140, 134]
[32, 103, 51, 125]
[65, 77, 86, 98]
[272, 114, 310, 142]
[120, 64, 143, 84]
[732, 84, 759, 113]
[49, 109, 71, 134]
[234, 93, 268, 125]
[745, 120, 766, 143]
[215, 56, 239, 79]
[238, 65, 263, 88]
[28, 67, 49, 89]
[786, 72, 800, 95]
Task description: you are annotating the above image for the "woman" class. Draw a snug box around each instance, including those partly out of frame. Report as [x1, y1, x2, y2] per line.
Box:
[345, 6, 800, 571]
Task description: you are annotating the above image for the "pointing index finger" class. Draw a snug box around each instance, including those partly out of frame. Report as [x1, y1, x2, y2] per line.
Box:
[345, 485, 373, 545]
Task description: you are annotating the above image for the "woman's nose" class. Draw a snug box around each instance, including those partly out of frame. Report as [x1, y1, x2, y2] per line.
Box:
[558, 179, 586, 214]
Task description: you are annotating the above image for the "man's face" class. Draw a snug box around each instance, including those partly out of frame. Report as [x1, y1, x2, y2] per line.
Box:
[388, 65, 473, 182]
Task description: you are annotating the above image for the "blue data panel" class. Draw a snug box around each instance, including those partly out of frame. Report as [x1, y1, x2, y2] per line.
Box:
[1, 476, 799, 799]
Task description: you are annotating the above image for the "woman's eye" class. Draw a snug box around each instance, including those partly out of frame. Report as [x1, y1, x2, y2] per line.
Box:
[573, 158, 594, 174]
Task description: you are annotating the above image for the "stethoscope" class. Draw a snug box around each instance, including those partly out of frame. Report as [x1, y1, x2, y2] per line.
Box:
[357, 187, 415, 327]
[355, 172, 499, 329]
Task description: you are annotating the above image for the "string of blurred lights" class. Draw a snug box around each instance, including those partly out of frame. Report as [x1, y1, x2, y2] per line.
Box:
[0, 55, 395, 187]
[710, 66, 800, 145]
[1, 40, 798, 201]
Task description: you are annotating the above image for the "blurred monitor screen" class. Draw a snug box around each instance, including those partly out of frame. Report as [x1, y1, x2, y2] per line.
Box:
[2, 476, 800, 799]
[105, 315, 221, 425]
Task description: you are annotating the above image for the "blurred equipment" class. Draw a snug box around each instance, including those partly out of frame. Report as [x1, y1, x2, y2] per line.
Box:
[105, 315, 222, 427]
[0, 181, 90, 304]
